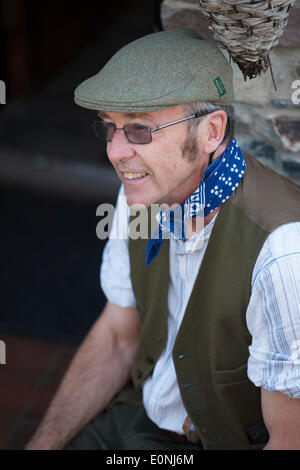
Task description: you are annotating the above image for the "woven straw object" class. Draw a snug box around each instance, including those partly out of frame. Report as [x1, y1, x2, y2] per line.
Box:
[199, 0, 295, 80]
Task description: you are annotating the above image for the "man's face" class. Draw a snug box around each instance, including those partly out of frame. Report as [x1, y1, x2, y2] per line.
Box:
[99, 105, 207, 207]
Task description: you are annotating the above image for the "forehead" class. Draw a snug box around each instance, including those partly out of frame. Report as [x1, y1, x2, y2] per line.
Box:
[97, 105, 185, 122]
[97, 110, 153, 120]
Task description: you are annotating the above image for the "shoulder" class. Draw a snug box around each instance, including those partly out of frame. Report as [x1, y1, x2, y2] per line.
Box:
[232, 152, 300, 234]
[252, 221, 300, 287]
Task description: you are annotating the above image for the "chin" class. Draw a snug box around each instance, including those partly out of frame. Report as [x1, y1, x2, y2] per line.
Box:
[127, 199, 152, 208]
[124, 187, 162, 208]
[125, 194, 148, 208]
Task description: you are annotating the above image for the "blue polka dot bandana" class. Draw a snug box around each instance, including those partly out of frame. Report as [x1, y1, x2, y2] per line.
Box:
[145, 138, 246, 266]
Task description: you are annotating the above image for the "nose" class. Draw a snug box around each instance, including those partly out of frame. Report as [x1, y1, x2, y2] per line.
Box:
[106, 128, 135, 164]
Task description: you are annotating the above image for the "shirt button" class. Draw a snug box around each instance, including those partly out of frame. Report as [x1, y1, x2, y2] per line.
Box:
[146, 356, 154, 365]
[136, 370, 143, 379]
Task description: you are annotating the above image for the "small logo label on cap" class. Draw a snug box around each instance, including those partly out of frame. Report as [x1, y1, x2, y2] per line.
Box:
[214, 77, 226, 97]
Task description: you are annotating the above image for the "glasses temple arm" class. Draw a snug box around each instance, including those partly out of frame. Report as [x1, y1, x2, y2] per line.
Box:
[150, 110, 211, 133]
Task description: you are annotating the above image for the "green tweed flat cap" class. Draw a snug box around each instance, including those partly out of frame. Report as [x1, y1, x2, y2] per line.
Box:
[74, 28, 234, 113]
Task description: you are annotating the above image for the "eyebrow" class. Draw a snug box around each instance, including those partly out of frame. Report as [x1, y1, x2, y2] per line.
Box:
[97, 111, 109, 119]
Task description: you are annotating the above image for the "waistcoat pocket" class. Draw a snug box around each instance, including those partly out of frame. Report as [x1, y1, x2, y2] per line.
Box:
[213, 364, 248, 385]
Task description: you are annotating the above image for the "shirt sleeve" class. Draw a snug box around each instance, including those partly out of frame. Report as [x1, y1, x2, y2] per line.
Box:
[246, 223, 300, 398]
[100, 184, 136, 308]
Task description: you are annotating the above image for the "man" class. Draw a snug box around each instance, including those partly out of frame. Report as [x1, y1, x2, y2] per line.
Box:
[26, 28, 300, 450]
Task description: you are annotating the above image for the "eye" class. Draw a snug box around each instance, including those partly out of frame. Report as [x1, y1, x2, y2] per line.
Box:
[133, 123, 151, 130]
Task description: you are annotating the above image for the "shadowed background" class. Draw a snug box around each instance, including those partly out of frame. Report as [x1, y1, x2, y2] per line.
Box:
[0, 0, 159, 449]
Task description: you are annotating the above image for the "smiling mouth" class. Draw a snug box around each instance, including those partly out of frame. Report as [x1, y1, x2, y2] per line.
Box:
[123, 172, 148, 180]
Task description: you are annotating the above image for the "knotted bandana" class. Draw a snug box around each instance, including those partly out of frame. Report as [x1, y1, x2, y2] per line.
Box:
[145, 138, 246, 266]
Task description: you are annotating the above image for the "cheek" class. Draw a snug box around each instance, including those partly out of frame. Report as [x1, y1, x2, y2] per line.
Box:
[155, 155, 187, 191]
[147, 132, 190, 184]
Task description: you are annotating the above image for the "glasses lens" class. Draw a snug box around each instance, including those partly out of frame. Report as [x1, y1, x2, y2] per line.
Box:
[124, 123, 151, 144]
[92, 121, 115, 142]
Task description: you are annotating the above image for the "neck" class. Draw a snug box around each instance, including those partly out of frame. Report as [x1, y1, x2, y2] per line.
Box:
[184, 207, 220, 241]
[183, 142, 229, 240]
[212, 141, 228, 161]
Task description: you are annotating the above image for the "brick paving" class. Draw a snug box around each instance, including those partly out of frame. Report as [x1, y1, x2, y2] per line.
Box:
[0, 334, 76, 450]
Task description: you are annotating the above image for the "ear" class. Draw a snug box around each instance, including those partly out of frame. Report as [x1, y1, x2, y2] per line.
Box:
[198, 110, 228, 154]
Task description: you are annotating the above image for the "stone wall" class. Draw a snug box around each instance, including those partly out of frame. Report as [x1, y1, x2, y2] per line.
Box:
[161, 0, 300, 182]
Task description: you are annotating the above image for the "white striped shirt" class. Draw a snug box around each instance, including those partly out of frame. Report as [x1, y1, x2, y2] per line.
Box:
[100, 184, 300, 434]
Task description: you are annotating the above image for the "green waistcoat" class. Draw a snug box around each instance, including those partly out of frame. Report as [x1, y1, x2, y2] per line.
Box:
[115, 152, 300, 450]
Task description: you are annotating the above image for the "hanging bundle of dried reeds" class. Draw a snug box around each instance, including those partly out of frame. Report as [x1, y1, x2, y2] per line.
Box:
[199, 0, 295, 80]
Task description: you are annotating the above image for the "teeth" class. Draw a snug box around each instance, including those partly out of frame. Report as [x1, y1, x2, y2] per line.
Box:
[124, 172, 147, 180]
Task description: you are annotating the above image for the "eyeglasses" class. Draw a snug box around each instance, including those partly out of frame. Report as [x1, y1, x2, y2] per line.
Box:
[92, 110, 212, 145]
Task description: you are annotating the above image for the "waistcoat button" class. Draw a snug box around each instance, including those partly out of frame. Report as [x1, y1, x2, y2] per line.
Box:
[136, 370, 143, 379]
[178, 353, 192, 359]
[183, 382, 195, 389]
